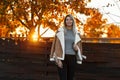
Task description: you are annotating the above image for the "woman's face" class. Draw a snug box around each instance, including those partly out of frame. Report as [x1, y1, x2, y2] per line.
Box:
[65, 16, 73, 27]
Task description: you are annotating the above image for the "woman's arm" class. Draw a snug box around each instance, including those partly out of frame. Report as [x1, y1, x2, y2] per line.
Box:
[50, 36, 57, 61]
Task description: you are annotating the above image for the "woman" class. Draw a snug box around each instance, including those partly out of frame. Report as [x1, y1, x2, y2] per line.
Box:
[50, 14, 86, 80]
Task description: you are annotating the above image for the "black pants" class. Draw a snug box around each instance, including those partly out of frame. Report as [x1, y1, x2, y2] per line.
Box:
[57, 55, 77, 80]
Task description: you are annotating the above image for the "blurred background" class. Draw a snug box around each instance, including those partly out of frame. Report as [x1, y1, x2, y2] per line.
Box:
[0, 0, 120, 43]
[0, 0, 120, 80]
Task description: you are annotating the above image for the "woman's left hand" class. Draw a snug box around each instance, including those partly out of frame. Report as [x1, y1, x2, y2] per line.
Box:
[55, 59, 63, 68]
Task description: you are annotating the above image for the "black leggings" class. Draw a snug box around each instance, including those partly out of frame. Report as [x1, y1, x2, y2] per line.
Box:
[57, 55, 77, 80]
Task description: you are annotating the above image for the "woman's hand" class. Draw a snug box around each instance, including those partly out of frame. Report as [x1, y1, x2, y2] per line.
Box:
[73, 44, 78, 51]
[55, 59, 63, 68]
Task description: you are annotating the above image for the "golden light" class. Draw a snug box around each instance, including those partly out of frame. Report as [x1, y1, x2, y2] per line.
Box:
[7, 0, 113, 40]
[9, 26, 29, 38]
[30, 25, 55, 42]
[101, 33, 107, 38]
[101, 28, 108, 38]
[32, 32, 38, 42]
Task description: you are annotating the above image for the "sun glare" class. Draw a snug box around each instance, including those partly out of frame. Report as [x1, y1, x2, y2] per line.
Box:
[32, 32, 38, 42]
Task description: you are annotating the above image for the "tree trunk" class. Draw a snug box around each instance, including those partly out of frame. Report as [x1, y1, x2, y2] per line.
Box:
[27, 27, 36, 41]
[38, 25, 41, 41]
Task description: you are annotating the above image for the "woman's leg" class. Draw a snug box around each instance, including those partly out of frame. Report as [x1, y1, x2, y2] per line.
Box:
[57, 60, 67, 80]
[57, 55, 76, 80]
[67, 55, 76, 80]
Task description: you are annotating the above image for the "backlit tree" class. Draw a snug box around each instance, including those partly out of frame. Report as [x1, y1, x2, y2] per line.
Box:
[84, 9, 107, 38]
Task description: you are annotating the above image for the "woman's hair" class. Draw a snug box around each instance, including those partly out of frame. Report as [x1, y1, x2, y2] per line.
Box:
[63, 14, 77, 34]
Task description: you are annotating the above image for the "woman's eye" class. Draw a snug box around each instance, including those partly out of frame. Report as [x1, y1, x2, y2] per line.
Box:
[66, 19, 69, 21]
[66, 19, 72, 21]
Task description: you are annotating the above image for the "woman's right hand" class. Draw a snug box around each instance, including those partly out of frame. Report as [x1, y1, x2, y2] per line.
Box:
[55, 59, 63, 68]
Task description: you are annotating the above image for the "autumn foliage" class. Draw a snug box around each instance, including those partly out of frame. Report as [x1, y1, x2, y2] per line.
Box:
[84, 9, 107, 38]
[107, 24, 120, 38]
[0, 0, 120, 38]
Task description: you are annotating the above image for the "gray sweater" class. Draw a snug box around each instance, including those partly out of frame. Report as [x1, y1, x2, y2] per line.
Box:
[65, 29, 76, 55]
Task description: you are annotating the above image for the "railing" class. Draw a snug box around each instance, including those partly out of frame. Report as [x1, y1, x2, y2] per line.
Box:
[82, 38, 120, 43]
[1, 37, 120, 43]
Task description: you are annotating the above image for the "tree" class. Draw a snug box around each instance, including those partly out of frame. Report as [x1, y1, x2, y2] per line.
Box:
[0, 0, 91, 38]
[0, 0, 13, 37]
[84, 9, 107, 38]
[3, 0, 113, 39]
[2, 0, 120, 39]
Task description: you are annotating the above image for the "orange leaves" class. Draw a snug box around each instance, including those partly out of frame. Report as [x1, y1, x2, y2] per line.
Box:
[1, 0, 120, 38]
[107, 24, 120, 38]
[84, 11, 106, 38]
[70, 0, 85, 13]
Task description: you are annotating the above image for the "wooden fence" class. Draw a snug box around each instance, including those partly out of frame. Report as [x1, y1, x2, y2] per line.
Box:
[0, 38, 120, 80]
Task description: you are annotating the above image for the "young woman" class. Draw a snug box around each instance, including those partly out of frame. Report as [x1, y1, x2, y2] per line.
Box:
[50, 14, 86, 80]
